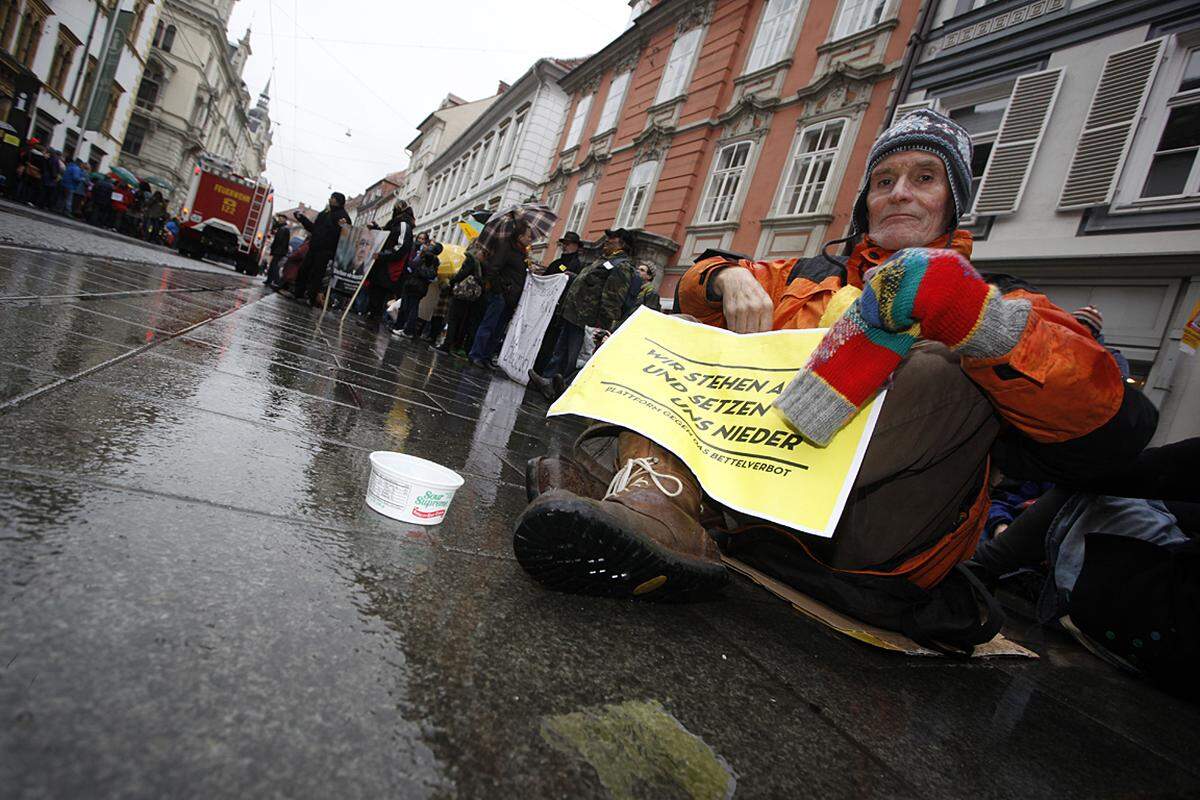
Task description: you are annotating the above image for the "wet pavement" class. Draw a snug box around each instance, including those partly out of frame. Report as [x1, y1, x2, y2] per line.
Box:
[2, 234, 1199, 799]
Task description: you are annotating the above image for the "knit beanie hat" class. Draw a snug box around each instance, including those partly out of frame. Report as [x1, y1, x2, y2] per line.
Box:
[1073, 305, 1103, 336]
[850, 108, 974, 237]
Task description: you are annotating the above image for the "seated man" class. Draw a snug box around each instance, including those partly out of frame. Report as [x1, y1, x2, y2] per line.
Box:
[513, 110, 1158, 602]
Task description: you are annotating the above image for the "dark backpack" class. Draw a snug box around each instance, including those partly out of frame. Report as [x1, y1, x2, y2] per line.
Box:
[715, 525, 1004, 655]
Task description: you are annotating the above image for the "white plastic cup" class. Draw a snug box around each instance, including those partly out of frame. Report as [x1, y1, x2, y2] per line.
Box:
[366, 451, 464, 525]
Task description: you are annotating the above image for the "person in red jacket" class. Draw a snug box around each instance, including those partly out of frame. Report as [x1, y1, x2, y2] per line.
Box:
[514, 109, 1157, 601]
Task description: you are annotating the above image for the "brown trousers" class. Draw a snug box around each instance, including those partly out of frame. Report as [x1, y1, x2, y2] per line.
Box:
[787, 343, 999, 570]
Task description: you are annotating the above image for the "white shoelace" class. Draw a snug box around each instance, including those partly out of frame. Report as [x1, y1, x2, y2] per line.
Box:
[605, 457, 683, 500]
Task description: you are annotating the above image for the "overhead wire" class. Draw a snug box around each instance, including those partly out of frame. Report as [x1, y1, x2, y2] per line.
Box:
[268, 0, 418, 129]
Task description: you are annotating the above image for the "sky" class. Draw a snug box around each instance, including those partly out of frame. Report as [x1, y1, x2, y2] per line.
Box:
[225, 0, 631, 209]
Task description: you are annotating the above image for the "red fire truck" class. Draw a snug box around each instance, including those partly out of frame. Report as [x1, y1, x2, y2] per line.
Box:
[176, 156, 273, 274]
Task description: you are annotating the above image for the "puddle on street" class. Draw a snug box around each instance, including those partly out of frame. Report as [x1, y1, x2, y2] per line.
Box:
[542, 700, 737, 800]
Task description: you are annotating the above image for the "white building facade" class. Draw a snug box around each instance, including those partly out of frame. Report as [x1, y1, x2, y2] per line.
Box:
[117, 0, 270, 209]
[0, 0, 161, 170]
[400, 90, 501, 221]
[416, 58, 575, 249]
[901, 0, 1199, 443]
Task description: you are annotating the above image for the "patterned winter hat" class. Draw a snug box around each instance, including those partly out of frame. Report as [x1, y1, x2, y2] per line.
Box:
[851, 108, 974, 238]
[1073, 305, 1103, 335]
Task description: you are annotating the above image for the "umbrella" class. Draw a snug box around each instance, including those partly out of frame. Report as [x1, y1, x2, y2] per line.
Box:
[89, 171, 107, 181]
[475, 203, 557, 261]
[437, 243, 465, 281]
[109, 165, 138, 186]
[143, 174, 173, 192]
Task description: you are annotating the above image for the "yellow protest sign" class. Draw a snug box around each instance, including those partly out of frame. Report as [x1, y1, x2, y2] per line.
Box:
[548, 308, 885, 538]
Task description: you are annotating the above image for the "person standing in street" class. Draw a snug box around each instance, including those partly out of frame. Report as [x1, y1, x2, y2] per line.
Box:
[142, 191, 167, 241]
[394, 240, 442, 338]
[60, 158, 85, 217]
[40, 149, 62, 211]
[438, 240, 486, 357]
[367, 203, 416, 316]
[264, 215, 291, 288]
[635, 264, 661, 312]
[468, 219, 534, 368]
[16, 139, 45, 206]
[293, 192, 351, 305]
[88, 172, 115, 229]
[533, 231, 586, 373]
[528, 227, 637, 399]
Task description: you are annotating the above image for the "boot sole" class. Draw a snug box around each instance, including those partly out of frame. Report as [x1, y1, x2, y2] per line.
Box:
[512, 495, 728, 602]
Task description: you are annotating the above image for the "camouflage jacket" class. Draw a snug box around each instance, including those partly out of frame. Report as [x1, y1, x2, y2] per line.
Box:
[559, 251, 636, 331]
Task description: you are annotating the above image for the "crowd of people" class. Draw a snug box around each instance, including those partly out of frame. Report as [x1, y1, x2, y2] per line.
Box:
[264, 195, 662, 383]
[7, 138, 177, 244]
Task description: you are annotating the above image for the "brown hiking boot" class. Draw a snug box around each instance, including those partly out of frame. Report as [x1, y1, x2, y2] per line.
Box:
[523, 423, 623, 502]
[525, 456, 608, 502]
[513, 432, 727, 600]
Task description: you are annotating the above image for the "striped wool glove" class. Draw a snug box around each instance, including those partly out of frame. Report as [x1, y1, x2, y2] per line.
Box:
[774, 248, 1031, 446]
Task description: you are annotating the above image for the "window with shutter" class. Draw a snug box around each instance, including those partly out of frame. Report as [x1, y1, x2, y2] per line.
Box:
[596, 72, 631, 134]
[777, 119, 846, 216]
[616, 161, 658, 228]
[564, 94, 593, 150]
[1131, 39, 1200, 202]
[832, 0, 888, 41]
[890, 99, 935, 125]
[1059, 38, 1166, 210]
[973, 68, 1063, 215]
[746, 0, 802, 73]
[564, 182, 594, 234]
[699, 141, 753, 223]
[655, 27, 703, 104]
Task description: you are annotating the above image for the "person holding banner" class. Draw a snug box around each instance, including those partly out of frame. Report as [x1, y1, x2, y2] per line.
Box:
[515, 109, 1157, 611]
[528, 228, 638, 401]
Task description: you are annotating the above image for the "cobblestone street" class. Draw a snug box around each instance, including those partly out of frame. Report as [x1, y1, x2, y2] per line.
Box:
[2, 213, 1199, 799]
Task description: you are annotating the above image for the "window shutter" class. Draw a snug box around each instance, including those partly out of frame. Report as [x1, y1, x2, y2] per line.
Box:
[974, 68, 1063, 215]
[890, 99, 935, 124]
[1058, 38, 1165, 210]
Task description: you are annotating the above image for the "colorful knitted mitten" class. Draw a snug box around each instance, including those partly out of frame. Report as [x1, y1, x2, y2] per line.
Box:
[774, 248, 1031, 446]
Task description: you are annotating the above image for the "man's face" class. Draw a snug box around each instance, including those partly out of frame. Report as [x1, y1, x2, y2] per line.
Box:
[354, 236, 374, 266]
[865, 151, 953, 251]
[637, 266, 651, 282]
[604, 235, 623, 254]
[328, 194, 340, 208]
[562, 241, 579, 254]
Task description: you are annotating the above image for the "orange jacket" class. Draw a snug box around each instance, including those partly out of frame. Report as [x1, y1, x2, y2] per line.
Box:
[679, 232, 1128, 588]
[677, 231, 1124, 444]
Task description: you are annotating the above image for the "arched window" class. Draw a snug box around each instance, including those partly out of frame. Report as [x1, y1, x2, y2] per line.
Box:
[152, 20, 164, 48]
[136, 62, 163, 108]
[161, 25, 176, 53]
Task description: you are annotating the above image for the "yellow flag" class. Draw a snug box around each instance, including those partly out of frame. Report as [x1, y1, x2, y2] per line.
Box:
[548, 308, 885, 537]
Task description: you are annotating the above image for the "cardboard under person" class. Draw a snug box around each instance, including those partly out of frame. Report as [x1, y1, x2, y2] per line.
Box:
[511, 110, 1158, 655]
